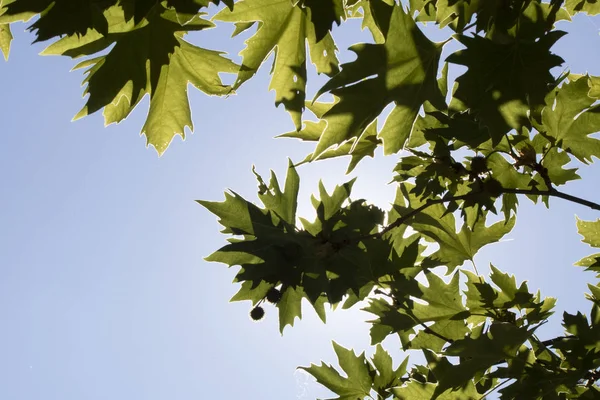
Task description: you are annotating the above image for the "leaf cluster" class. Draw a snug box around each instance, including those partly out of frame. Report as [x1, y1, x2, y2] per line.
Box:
[6, 0, 600, 398]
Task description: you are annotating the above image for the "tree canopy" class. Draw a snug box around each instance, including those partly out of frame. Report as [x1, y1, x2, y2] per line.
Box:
[4, 0, 600, 398]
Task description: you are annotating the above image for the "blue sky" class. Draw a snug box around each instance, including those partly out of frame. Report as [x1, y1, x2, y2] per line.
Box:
[1, 7, 600, 400]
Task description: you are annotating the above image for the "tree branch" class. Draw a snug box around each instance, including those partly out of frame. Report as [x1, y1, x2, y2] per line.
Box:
[479, 378, 511, 400]
[374, 289, 454, 344]
[355, 187, 600, 243]
[502, 188, 600, 211]
[540, 335, 578, 347]
[363, 193, 473, 240]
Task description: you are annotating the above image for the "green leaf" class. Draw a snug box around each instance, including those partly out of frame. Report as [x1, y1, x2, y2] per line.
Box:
[432, 323, 535, 398]
[353, 0, 395, 44]
[542, 147, 580, 186]
[392, 380, 480, 400]
[447, 31, 565, 144]
[299, 342, 373, 400]
[412, 272, 467, 322]
[489, 264, 528, 302]
[199, 191, 270, 236]
[281, 118, 381, 173]
[39, 4, 139, 57]
[0, 23, 11, 60]
[589, 75, 600, 98]
[474, 0, 569, 40]
[364, 271, 470, 350]
[300, 0, 345, 42]
[0, 0, 227, 37]
[372, 344, 407, 395]
[312, 179, 356, 223]
[278, 285, 303, 333]
[1, 0, 114, 42]
[214, 0, 339, 129]
[422, 110, 491, 150]
[566, 0, 600, 16]
[415, 0, 479, 31]
[230, 280, 272, 305]
[444, 322, 534, 360]
[301, 342, 407, 399]
[487, 152, 531, 219]
[408, 272, 470, 351]
[463, 266, 555, 325]
[364, 297, 415, 345]
[576, 217, 600, 248]
[166, 0, 233, 22]
[541, 75, 600, 163]
[394, 184, 516, 272]
[66, 7, 237, 154]
[311, 2, 445, 156]
[253, 159, 300, 225]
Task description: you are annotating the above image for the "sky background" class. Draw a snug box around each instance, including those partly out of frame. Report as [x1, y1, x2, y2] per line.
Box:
[1, 5, 600, 400]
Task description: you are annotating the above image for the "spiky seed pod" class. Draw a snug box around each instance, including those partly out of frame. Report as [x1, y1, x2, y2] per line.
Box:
[469, 156, 488, 175]
[266, 288, 282, 304]
[250, 306, 265, 321]
[483, 178, 503, 197]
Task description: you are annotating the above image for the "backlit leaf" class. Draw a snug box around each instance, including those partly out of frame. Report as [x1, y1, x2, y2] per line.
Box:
[311, 2, 445, 156]
[214, 0, 339, 129]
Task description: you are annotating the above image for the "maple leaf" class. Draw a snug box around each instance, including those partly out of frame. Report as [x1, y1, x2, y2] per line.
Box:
[166, 0, 233, 19]
[364, 271, 470, 350]
[412, 272, 468, 322]
[300, 342, 407, 400]
[541, 75, 600, 163]
[462, 267, 555, 323]
[0, 0, 229, 36]
[371, 344, 407, 396]
[51, 7, 236, 155]
[542, 147, 581, 185]
[412, 0, 479, 31]
[407, 272, 471, 352]
[311, 2, 446, 156]
[252, 160, 300, 225]
[575, 218, 600, 273]
[486, 152, 532, 219]
[200, 163, 324, 333]
[214, 0, 340, 129]
[394, 184, 516, 272]
[280, 117, 381, 173]
[300, 342, 373, 400]
[0, 0, 115, 41]
[435, 323, 535, 398]
[447, 31, 565, 144]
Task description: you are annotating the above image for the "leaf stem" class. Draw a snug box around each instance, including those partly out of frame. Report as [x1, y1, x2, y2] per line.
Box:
[479, 378, 511, 400]
[366, 193, 473, 240]
[406, 309, 454, 344]
[375, 289, 454, 344]
[539, 335, 578, 347]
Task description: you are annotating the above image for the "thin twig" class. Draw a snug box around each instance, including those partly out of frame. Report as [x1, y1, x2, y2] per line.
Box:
[357, 187, 600, 243]
[461, 21, 477, 32]
[360, 193, 473, 241]
[374, 289, 454, 344]
[540, 335, 578, 347]
[479, 378, 511, 400]
[409, 311, 454, 344]
[471, 259, 481, 277]
[502, 188, 600, 211]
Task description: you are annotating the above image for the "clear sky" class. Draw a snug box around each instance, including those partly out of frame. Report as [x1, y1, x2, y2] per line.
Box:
[1, 7, 600, 400]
